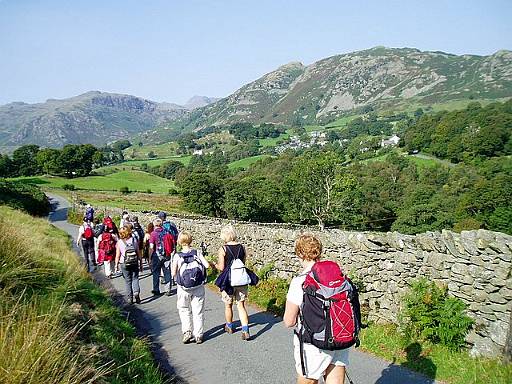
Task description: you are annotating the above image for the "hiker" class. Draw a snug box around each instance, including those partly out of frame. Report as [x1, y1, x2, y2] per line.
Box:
[92, 218, 103, 265]
[115, 226, 142, 304]
[149, 218, 173, 296]
[171, 231, 210, 344]
[158, 211, 179, 287]
[76, 217, 97, 272]
[120, 211, 129, 228]
[131, 216, 145, 271]
[214, 224, 251, 340]
[143, 221, 154, 268]
[283, 234, 350, 384]
[98, 216, 118, 278]
[85, 204, 94, 222]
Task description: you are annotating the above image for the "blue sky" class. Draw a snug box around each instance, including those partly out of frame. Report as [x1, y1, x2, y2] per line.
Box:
[0, 0, 511, 105]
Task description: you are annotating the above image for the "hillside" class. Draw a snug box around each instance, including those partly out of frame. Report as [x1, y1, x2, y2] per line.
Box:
[0, 91, 218, 150]
[174, 47, 512, 130]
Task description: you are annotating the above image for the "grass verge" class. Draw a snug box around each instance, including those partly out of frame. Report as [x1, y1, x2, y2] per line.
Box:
[0, 205, 172, 384]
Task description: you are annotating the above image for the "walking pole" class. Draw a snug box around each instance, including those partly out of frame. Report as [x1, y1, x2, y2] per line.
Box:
[345, 369, 355, 384]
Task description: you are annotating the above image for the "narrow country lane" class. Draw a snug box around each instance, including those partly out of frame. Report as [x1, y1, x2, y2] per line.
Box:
[47, 193, 438, 384]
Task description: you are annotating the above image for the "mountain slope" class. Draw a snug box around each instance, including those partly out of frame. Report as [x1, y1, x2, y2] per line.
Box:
[176, 47, 512, 130]
[0, 91, 187, 148]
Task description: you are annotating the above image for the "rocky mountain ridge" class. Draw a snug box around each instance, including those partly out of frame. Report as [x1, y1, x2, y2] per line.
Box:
[0, 91, 217, 149]
[176, 47, 512, 130]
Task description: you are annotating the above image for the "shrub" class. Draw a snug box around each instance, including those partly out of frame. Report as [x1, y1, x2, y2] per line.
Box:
[0, 181, 49, 216]
[146, 189, 152, 194]
[168, 187, 179, 195]
[400, 278, 473, 350]
[119, 186, 130, 194]
[62, 183, 75, 191]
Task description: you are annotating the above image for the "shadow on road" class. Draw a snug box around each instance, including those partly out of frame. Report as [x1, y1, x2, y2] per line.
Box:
[375, 342, 436, 384]
[249, 311, 282, 340]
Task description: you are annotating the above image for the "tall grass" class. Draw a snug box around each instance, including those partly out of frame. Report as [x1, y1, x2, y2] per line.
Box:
[0, 206, 168, 384]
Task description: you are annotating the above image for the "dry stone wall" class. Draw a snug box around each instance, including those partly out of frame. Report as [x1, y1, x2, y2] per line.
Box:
[80, 204, 512, 358]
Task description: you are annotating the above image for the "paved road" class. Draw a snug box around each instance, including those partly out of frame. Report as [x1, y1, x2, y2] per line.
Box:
[47, 193, 437, 384]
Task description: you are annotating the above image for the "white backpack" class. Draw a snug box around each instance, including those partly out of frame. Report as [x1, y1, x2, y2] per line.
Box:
[229, 246, 251, 286]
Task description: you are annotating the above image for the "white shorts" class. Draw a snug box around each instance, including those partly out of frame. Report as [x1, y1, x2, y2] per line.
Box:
[293, 334, 350, 380]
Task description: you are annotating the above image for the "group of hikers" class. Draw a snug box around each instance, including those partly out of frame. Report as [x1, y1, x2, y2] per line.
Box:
[76, 205, 361, 384]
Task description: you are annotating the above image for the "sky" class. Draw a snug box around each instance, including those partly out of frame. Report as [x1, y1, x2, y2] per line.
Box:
[0, 0, 511, 106]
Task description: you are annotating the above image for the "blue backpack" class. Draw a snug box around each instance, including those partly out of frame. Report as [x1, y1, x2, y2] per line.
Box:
[176, 250, 206, 289]
[85, 206, 94, 222]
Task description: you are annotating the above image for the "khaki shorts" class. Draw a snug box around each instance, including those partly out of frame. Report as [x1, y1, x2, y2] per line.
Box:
[221, 285, 248, 304]
[293, 334, 350, 380]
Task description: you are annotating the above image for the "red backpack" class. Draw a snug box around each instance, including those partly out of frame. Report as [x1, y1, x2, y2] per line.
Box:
[98, 232, 116, 262]
[83, 224, 94, 240]
[156, 229, 175, 259]
[297, 261, 361, 375]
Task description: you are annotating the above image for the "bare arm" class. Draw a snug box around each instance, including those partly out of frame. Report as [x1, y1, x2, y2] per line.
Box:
[216, 247, 226, 271]
[283, 301, 300, 328]
[115, 242, 121, 269]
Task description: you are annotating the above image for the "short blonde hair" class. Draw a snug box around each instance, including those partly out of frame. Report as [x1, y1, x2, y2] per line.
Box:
[220, 224, 237, 243]
[153, 218, 162, 227]
[178, 231, 192, 246]
[119, 226, 132, 240]
[295, 234, 322, 261]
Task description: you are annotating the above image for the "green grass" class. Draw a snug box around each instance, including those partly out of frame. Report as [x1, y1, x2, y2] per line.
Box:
[325, 114, 363, 128]
[228, 155, 272, 170]
[359, 324, 512, 384]
[0, 205, 170, 384]
[95, 156, 191, 174]
[123, 142, 178, 159]
[259, 129, 292, 147]
[54, 189, 188, 216]
[12, 170, 176, 194]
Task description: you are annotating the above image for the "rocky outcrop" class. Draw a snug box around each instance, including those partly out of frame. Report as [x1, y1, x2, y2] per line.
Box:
[81, 203, 512, 358]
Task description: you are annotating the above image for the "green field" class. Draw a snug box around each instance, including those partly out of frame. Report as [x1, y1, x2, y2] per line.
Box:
[13, 170, 175, 194]
[228, 155, 272, 170]
[123, 142, 178, 159]
[259, 129, 292, 147]
[95, 156, 191, 174]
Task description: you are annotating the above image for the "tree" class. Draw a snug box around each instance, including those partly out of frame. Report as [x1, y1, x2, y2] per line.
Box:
[283, 152, 343, 229]
[12, 144, 41, 176]
[160, 160, 184, 179]
[36, 148, 61, 175]
[0, 154, 14, 178]
[177, 172, 224, 217]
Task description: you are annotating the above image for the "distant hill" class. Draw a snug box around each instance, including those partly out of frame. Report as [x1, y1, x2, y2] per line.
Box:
[175, 47, 512, 130]
[184, 95, 222, 110]
[0, 91, 219, 150]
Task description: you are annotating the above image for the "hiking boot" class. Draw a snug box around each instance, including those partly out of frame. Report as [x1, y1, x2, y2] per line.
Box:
[166, 291, 172, 296]
[224, 324, 234, 334]
[241, 331, 250, 341]
[134, 294, 141, 304]
[151, 290, 162, 296]
[195, 335, 203, 344]
[182, 331, 193, 344]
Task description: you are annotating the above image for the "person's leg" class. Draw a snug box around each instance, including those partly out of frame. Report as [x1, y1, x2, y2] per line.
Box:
[121, 264, 133, 303]
[324, 364, 345, 384]
[104, 260, 112, 277]
[151, 256, 161, 293]
[224, 303, 233, 324]
[163, 259, 171, 294]
[132, 269, 140, 303]
[176, 288, 193, 342]
[297, 376, 317, 384]
[81, 241, 90, 271]
[87, 241, 96, 267]
[237, 300, 249, 326]
[191, 289, 205, 338]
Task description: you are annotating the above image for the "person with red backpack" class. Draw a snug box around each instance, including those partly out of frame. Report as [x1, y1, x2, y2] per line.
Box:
[76, 217, 97, 272]
[97, 216, 118, 278]
[284, 234, 361, 384]
[149, 217, 176, 296]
